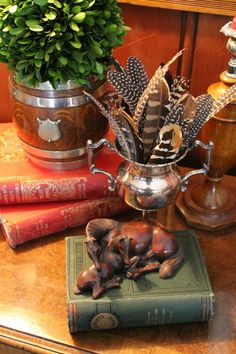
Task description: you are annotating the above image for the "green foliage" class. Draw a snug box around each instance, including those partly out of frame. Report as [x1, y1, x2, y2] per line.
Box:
[0, 0, 128, 87]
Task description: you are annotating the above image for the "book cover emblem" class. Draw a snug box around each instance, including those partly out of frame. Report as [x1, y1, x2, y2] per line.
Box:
[90, 312, 119, 330]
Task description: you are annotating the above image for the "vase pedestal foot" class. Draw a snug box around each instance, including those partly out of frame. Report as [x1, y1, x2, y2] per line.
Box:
[176, 180, 236, 231]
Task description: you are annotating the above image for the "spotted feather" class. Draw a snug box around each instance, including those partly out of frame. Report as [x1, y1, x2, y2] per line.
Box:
[109, 56, 127, 75]
[107, 70, 141, 114]
[126, 56, 149, 93]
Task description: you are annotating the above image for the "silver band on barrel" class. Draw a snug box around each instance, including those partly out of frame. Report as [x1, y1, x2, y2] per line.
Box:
[22, 141, 90, 170]
[22, 140, 87, 159]
[26, 154, 88, 170]
[10, 81, 107, 108]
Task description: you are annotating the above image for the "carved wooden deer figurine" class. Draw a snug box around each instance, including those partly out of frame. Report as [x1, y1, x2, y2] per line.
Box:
[74, 218, 184, 299]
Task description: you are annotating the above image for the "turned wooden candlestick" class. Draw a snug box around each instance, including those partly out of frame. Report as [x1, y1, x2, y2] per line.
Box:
[176, 74, 236, 230]
[176, 18, 236, 230]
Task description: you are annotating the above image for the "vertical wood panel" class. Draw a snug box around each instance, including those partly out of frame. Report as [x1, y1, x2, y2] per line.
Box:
[0, 63, 11, 123]
[114, 4, 183, 78]
[190, 13, 230, 96]
[181, 12, 199, 81]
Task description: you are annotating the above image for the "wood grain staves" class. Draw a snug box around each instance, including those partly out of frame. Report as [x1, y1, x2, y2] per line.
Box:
[85, 51, 236, 165]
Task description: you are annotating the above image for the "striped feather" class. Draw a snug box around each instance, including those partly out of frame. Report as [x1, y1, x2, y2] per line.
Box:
[165, 77, 190, 112]
[113, 109, 143, 162]
[141, 78, 170, 161]
[207, 82, 236, 121]
[133, 50, 183, 124]
[164, 104, 184, 126]
[117, 108, 139, 134]
[148, 124, 183, 164]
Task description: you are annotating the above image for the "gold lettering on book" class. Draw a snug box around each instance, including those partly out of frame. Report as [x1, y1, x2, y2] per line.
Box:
[22, 177, 88, 202]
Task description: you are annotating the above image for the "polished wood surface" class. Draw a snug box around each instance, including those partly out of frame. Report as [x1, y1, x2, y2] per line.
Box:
[0, 169, 235, 354]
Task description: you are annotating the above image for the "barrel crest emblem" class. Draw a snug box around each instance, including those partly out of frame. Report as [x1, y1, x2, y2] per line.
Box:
[37, 117, 61, 142]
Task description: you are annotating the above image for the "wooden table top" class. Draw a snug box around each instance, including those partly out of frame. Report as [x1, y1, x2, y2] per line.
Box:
[0, 172, 235, 354]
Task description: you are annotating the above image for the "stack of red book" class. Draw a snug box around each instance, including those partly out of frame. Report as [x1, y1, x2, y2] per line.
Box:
[0, 123, 129, 248]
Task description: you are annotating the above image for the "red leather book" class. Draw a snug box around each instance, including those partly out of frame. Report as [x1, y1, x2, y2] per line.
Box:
[0, 123, 121, 204]
[0, 196, 130, 248]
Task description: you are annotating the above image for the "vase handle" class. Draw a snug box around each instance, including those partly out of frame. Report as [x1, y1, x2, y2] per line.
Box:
[87, 139, 117, 191]
[180, 140, 214, 192]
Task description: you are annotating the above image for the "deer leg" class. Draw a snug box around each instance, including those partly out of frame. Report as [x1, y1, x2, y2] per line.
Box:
[125, 255, 141, 272]
[92, 282, 106, 300]
[103, 275, 122, 289]
[92, 275, 122, 299]
[159, 245, 184, 279]
[126, 261, 161, 280]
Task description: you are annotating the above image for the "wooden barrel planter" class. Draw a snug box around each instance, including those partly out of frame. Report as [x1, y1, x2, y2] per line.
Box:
[10, 77, 109, 170]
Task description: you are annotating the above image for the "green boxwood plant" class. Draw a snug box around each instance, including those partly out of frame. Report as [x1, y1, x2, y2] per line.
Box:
[0, 0, 128, 87]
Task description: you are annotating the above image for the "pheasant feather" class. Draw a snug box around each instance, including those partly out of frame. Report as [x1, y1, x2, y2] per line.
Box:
[141, 78, 170, 161]
[84, 92, 131, 159]
[164, 104, 184, 126]
[148, 124, 183, 164]
[165, 77, 190, 112]
[113, 109, 143, 162]
[184, 94, 213, 145]
[117, 108, 139, 133]
[177, 93, 196, 135]
[207, 82, 236, 121]
[133, 50, 183, 124]
[177, 93, 196, 120]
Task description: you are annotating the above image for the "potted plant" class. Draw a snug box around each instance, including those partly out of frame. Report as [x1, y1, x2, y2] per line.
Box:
[0, 0, 128, 169]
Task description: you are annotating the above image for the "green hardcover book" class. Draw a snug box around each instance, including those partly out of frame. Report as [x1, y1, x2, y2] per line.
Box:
[66, 231, 214, 332]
